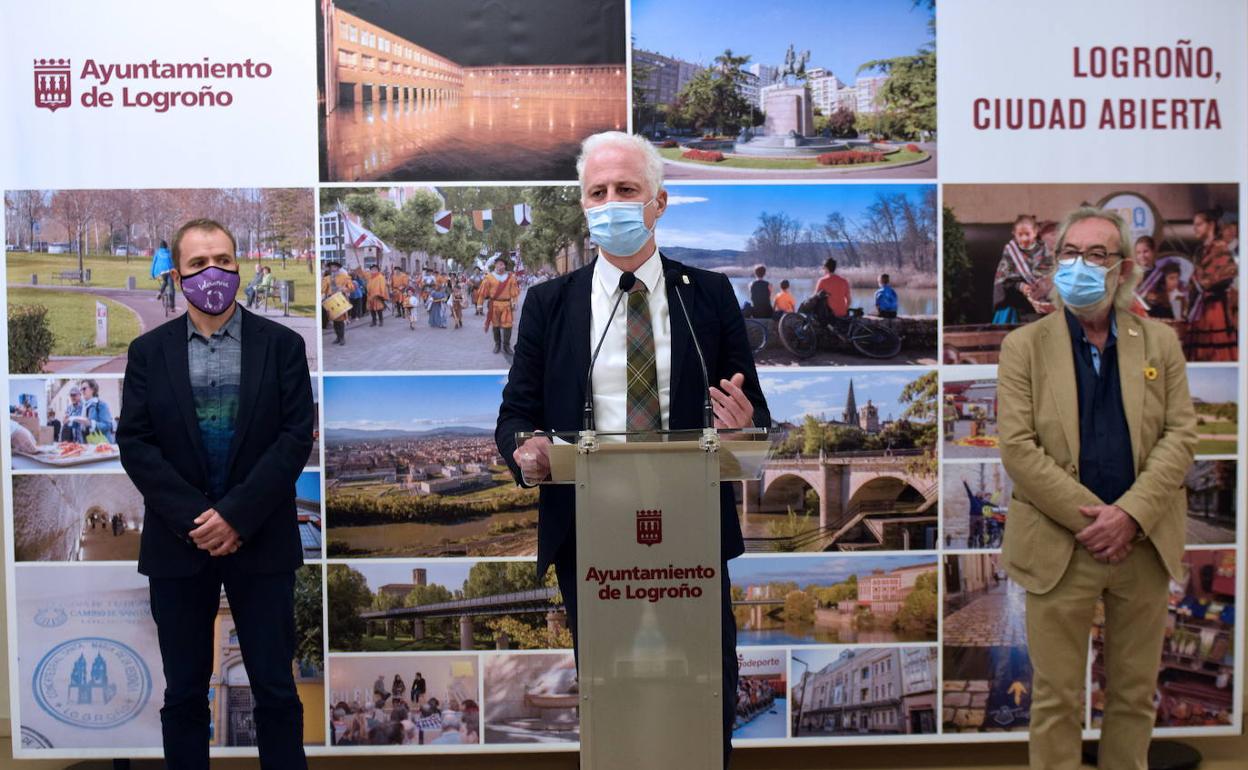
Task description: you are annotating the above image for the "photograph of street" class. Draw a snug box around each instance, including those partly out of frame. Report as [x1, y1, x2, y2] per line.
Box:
[327, 560, 567, 653]
[728, 555, 938, 646]
[791, 646, 936, 737]
[942, 553, 1034, 733]
[632, 0, 935, 179]
[322, 374, 535, 558]
[742, 369, 937, 552]
[4, 188, 318, 374]
[317, 0, 626, 181]
[941, 368, 999, 460]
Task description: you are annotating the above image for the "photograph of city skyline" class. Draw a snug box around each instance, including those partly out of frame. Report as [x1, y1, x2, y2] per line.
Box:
[322, 374, 536, 558]
[317, 0, 627, 181]
[632, 0, 936, 179]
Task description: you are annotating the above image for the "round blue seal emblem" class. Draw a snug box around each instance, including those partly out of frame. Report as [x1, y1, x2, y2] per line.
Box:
[19, 725, 53, 749]
[32, 637, 152, 730]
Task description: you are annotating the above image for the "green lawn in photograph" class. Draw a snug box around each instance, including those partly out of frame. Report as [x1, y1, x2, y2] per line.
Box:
[658, 147, 928, 170]
[8, 287, 139, 356]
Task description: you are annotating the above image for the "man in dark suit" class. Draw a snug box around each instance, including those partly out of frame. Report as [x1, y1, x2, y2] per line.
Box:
[117, 218, 314, 770]
[496, 131, 769, 767]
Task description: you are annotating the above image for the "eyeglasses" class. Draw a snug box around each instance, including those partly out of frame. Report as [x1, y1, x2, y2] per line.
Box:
[1056, 247, 1122, 267]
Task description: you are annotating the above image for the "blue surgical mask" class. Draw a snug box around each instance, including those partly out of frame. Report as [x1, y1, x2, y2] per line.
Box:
[1054, 258, 1119, 308]
[585, 199, 655, 256]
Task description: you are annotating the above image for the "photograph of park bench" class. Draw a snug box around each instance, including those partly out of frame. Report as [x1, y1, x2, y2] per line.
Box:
[8, 377, 123, 471]
[631, 0, 935, 180]
[1183, 460, 1237, 545]
[739, 369, 937, 552]
[316, 0, 626, 182]
[941, 461, 1011, 550]
[790, 646, 936, 737]
[321, 374, 537, 558]
[483, 652, 579, 744]
[942, 553, 1036, 734]
[942, 183, 1239, 364]
[4, 188, 319, 375]
[327, 653, 479, 747]
[1091, 549, 1237, 730]
[727, 555, 938, 646]
[327, 560, 568, 654]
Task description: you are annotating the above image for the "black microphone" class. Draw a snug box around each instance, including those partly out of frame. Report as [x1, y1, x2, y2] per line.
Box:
[583, 271, 637, 432]
[666, 268, 714, 430]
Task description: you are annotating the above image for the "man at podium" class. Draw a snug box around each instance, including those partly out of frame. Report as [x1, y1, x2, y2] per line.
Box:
[496, 131, 770, 766]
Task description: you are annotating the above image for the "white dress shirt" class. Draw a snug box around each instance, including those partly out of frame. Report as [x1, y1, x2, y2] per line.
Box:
[590, 248, 672, 433]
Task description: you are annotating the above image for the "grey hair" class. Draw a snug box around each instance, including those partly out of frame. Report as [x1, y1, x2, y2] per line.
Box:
[576, 131, 665, 198]
[1049, 206, 1142, 313]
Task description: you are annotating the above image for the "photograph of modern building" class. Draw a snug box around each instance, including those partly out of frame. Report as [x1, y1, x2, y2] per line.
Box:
[317, 0, 626, 181]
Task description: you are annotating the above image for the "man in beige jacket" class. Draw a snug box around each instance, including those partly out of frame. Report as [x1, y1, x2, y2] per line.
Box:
[998, 207, 1197, 770]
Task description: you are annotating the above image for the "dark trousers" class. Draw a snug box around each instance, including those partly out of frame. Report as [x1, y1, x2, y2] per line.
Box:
[149, 564, 307, 770]
[555, 552, 737, 768]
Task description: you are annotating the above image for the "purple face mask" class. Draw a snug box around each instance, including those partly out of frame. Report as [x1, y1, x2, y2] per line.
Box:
[179, 266, 241, 315]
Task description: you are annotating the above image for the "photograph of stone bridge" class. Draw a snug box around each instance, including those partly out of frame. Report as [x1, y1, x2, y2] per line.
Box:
[744, 370, 938, 552]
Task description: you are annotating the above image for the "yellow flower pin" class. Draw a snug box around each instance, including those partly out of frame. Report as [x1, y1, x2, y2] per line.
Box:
[1144, 366, 1158, 381]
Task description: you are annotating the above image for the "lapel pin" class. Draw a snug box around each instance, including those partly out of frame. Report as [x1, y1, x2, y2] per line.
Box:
[1127, 327, 1139, 336]
[1144, 366, 1158, 381]
[682, 274, 690, 285]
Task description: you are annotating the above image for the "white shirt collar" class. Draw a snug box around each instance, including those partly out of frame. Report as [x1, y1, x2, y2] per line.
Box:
[594, 246, 664, 297]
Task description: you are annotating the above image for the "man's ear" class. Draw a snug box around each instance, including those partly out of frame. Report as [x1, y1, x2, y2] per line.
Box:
[653, 188, 668, 220]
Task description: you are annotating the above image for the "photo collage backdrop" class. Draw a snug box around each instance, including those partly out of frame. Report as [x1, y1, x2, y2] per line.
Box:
[0, 0, 1242, 759]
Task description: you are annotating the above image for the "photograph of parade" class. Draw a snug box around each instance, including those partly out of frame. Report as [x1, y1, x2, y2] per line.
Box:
[942, 183, 1238, 364]
[15, 564, 325, 748]
[741, 369, 937, 552]
[3, 188, 319, 374]
[631, 0, 935, 179]
[1183, 460, 1237, 545]
[316, 0, 626, 182]
[941, 462, 1011, 550]
[9, 377, 122, 471]
[942, 553, 1034, 734]
[11, 474, 144, 562]
[728, 555, 938, 646]
[733, 649, 787, 740]
[653, 184, 937, 365]
[941, 368, 999, 460]
[319, 182, 938, 369]
[790, 646, 936, 737]
[322, 374, 535, 558]
[328, 654, 480, 746]
[327, 560, 568, 654]
[483, 652, 579, 744]
[1091, 549, 1237, 730]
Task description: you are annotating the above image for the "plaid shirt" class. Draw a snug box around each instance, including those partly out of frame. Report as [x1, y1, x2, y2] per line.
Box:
[187, 308, 243, 498]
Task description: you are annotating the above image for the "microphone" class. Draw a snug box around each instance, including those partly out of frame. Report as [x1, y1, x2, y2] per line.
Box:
[665, 268, 714, 431]
[583, 271, 637, 433]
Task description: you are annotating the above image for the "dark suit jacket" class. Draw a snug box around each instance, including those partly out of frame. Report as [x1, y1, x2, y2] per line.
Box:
[117, 306, 314, 578]
[496, 254, 770, 578]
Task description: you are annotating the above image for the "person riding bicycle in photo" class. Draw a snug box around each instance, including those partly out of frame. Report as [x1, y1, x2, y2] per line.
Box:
[149, 239, 175, 309]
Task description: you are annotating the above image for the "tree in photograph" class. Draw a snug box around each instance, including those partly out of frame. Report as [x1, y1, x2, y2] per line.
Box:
[942, 206, 974, 325]
[104, 189, 140, 262]
[50, 189, 98, 282]
[747, 211, 803, 268]
[894, 570, 937, 634]
[326, 563, 373, 650]
[375, 190, 441, 273]
[898, 370, 939, 476]
[827, 107, 857, 139]
[6, 190, 48, 251]
[293, 565, 324, 670]
[822, 211, 863, 268]
[801, 414, 825, 456]
[263, 188, 315, 268]
[856, 7, 936, 140]
[519, 186, 589, 271]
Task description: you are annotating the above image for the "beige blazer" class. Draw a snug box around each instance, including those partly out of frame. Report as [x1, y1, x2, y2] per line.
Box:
[998, 310, 1198, 594]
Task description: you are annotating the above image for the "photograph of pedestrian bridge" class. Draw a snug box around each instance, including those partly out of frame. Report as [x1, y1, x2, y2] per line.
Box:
[317, 0, 626, 181]
[742, 370, 938, 552]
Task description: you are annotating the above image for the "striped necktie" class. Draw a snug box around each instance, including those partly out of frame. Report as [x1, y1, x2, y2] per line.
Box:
[625, 279, 662, 437]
